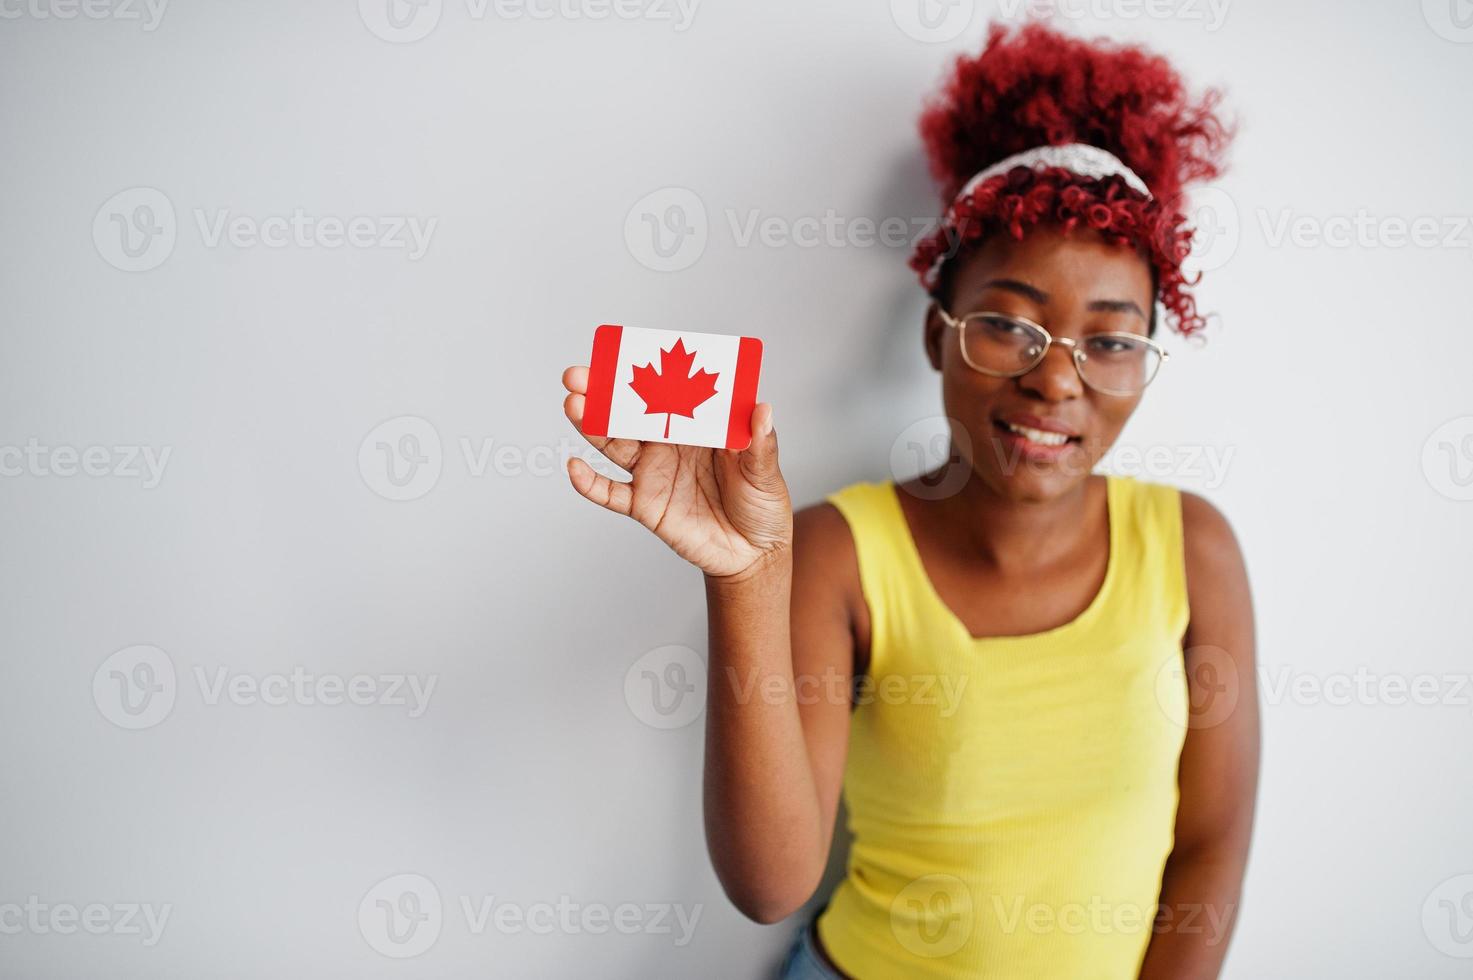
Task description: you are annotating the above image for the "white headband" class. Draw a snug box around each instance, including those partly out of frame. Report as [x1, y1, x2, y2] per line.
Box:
[951, 142, 1152, 205]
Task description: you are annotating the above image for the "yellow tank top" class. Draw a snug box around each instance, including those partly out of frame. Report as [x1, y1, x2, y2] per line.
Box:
[815, 475, 1191, 979]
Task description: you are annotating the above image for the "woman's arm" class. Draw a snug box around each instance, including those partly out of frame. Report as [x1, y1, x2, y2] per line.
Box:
[560, 368, 856, 925]
[1137, 492, 1261, 980]
[703, 502, 859, 923]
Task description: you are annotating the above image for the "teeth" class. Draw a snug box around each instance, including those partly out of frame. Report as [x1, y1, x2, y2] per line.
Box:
[1004, 422, 1070, 446]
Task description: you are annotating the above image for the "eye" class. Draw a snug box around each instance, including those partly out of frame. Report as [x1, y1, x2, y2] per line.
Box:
[1084, 334, 1142, 355]
[978, 315, 1033, 336]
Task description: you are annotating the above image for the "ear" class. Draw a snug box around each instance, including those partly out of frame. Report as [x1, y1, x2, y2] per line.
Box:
[923, 301, 946, 372]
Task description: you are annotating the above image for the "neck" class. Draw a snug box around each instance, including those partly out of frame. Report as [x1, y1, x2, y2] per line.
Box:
[921, 455, 1100, 574]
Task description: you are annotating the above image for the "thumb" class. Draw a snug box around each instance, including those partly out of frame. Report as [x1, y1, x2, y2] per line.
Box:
[738, 403, 783, 491]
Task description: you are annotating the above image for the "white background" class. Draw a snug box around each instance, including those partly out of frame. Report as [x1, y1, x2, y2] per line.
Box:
[2, 1, 1472, 977]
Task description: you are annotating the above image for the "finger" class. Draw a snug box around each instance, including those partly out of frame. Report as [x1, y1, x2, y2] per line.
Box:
[736, 402, 783, 492]
[566, 456, 633, 517]
[561, 365, 589, 395]
[563, 391, 642, 471]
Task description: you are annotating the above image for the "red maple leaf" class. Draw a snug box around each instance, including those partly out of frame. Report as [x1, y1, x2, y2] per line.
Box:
[628, 338, 720, 439]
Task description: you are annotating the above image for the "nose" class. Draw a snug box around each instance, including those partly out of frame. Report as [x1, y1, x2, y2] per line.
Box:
[1017, 342, 1083, 402]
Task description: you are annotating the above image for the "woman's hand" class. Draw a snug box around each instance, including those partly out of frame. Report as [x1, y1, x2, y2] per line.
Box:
[561, 365, 793, 581]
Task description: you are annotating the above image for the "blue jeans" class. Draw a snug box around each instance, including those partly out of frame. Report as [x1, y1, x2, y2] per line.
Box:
[776, 907, 845, 979]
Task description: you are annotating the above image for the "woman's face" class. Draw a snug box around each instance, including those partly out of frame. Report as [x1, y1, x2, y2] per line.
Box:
[923, 225, 1156, 504]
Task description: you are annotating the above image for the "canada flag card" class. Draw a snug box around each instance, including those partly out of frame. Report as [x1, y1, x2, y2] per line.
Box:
[583, 324, 764, 450]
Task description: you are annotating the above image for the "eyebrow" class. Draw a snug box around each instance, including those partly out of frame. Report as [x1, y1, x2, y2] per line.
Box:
[977, 278, 1148, 321]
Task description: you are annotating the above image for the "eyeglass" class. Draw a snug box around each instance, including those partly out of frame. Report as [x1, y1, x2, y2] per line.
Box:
[933, 304, 1168, 397]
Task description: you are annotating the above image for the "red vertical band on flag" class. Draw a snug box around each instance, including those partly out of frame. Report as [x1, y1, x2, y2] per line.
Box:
[582, 324, 623, 437]
[724, 336, 763, 450]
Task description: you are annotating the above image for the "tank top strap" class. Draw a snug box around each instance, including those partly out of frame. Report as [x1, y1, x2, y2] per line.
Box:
[823, 480, 934, 675]
[1106, 475, 1192, 642]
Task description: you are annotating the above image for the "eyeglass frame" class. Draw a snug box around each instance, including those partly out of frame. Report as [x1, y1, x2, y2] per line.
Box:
[931, 303, 1169, 397]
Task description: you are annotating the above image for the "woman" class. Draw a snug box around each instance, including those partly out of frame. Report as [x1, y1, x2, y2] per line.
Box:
[561, 21, 1258, 980]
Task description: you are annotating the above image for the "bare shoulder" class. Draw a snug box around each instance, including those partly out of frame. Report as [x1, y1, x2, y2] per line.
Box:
[793, 500, 853, 555]
[791, 500, 868, 674]
[1179, 490, 1247, 573]
[1177, 490, 1252, 624]
[791, 501, 861, 611]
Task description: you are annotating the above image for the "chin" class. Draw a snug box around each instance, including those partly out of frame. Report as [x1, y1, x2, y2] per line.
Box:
[974, 438, 1094, 503]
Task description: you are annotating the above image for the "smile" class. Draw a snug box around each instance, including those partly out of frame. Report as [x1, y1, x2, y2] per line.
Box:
[996, 420, 1078, 447]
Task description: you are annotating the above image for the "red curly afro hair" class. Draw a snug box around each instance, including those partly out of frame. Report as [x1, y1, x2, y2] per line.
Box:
[908, 21, 1234, 338]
